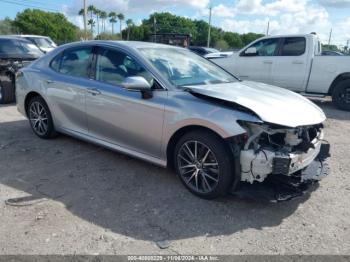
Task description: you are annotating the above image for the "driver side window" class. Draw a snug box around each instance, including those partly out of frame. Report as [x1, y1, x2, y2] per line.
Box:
[96, 48, 153, 87]
[244, 38, 279, 56]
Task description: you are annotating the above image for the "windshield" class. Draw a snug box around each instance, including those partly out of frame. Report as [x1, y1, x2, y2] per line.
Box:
[0, 39, 43, 57]
[139, 47, 237, 87]
[29, 37, 55, 49]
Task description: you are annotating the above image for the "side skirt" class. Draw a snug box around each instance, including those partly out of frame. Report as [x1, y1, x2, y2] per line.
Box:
[56, 127, 167, 168]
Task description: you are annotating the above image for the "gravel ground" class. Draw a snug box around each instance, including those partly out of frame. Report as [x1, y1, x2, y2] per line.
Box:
[0, 100, 349, 255]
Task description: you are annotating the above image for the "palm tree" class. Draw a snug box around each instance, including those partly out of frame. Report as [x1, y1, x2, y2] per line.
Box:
[78, 8, 84, 17]
[109, 12, 117, 35]
[78, 8, 88, 39]
[93, 8, 101, 37]
[88, 19, 95, 36]
[100, 11, 107, 32]
[87, 5, 96, 35]
[126, 19, 134, 40]
[117, 13, 125, 37]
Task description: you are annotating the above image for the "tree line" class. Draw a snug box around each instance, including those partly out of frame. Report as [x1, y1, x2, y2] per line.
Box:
[0, 8, 265, 50]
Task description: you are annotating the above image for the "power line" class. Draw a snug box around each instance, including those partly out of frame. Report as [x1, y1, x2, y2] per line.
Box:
[15, 0, 62, 7]
[0, 0, 61, 12]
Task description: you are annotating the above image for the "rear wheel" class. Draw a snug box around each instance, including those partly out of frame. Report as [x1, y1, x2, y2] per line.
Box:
[174, 130, 236, 199]
[332, 79, 350, 111]
[27, 96, 57, 139]
[0, 82, 15, 104]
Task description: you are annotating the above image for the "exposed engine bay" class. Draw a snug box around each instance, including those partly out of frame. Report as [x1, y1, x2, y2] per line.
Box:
[239, 122, 327, 184]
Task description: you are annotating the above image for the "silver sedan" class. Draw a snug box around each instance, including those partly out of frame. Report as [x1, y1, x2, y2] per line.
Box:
[16, 41, 328, 199]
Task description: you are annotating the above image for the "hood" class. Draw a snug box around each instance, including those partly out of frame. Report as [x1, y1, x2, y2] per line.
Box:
[186, 81, 326, 127]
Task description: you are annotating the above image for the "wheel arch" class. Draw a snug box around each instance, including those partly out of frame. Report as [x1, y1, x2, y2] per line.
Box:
[166, 125, 233, 169]
[328, 72, 350, 95]
[24, 91, 45, 117]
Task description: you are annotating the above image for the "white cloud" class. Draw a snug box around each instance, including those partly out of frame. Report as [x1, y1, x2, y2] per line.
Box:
[212, 4, 235, 18]
[219, 0, 340, 45]
[318, 0, 350, 7]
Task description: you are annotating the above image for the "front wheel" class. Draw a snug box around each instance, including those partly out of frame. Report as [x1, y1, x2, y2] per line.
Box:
[27, 96, 57, 139]
[174, 130, 236, 199]
[332, 79, 350, 111]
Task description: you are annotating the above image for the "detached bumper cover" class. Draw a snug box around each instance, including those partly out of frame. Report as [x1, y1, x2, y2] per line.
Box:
[232, 143, 331, 202]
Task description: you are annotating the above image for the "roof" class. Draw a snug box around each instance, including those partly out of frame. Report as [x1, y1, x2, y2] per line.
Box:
[260, 33, 318, 39]
[0, 35, 32, 42]
[60, 40, 184, 51]
[16, 35, 51, 38]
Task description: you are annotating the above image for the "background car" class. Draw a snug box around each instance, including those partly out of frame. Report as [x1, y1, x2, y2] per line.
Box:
[204, 51, 234, 59]
[0, 36, 43, 104]
[321, 50, 344, 56]
[14, 35, 57, 53]
[188, 46, 220, 56]
[212, 34, 350, 110]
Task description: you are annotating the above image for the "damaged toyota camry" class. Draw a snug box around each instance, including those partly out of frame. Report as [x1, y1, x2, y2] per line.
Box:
[16, 41, 330, 200]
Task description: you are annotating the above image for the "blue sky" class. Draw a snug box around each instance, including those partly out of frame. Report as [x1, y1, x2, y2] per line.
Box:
[0, 0, 349, 46]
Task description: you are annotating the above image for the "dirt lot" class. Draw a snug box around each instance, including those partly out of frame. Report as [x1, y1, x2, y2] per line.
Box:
[0, 100, 349, 255]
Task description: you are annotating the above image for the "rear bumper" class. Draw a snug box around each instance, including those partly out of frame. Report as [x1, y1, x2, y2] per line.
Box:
[232, 143, 331, 202]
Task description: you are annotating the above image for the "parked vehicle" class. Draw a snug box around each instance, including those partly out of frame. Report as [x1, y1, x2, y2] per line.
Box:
[16, 41, 329, 199]
[0, 36, 43, 104]
[188, 46, 220, 56]
[212, 34, 350, 111]
[204, 51, 234, 59]
[321, 50, 344, 56]
[14, 35, 57, 53]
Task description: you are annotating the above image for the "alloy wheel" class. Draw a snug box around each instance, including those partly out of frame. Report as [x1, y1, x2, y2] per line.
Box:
[177, 140, 220, 194]
[29, 101, 49, 136]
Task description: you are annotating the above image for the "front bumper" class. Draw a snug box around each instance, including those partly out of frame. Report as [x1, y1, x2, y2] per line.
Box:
[233, 143, 330, 202]
[240, 129, 326, 183]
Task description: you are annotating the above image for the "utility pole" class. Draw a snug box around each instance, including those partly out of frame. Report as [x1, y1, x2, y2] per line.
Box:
[83, 0, 87, 40]
[207, 6, 212, 48]
[153, 16, 157, 43]
[266, 20, 270, 36]
[328, 28, 332, 46]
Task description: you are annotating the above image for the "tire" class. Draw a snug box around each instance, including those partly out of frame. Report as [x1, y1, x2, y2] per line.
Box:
[332, 79, 350, 111]
[27, 96, 57, 139]
[0, 82, 15, 104]
[174, 130, 236, 199]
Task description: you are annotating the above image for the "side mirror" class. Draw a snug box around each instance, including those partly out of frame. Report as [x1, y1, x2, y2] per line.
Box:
[121, 76, 152, 91]
[244, 47, 258, 56]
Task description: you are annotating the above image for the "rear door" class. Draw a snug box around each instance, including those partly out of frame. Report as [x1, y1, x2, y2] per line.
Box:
[234, 38, 280, 84]
[45, 46, 94, 134]
[271, 37, 310, 91]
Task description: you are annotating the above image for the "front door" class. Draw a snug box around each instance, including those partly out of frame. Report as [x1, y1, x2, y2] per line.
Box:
[85, 46, 166, 158]
[235, 37, 280, 84]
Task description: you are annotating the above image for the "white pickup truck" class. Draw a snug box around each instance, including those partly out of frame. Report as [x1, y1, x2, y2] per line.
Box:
[212, 34, 350, 110]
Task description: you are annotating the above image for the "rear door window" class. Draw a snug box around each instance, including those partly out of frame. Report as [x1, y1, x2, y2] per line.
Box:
[58, 47, 93, 78]
[280, 37, 306, 56]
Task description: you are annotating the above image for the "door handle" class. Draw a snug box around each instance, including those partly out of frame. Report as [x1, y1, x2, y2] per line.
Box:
[263, 61, 273, 64]
[87, 88, 101, 96]
[45, 80, 55, 84]
[292, 60, 304, 64]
